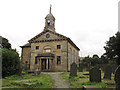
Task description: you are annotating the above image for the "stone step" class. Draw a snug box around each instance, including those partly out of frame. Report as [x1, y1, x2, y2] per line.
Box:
[83, 85, 101, 90]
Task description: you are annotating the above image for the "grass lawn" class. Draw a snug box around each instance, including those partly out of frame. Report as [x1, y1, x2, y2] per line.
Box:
[60, 71, 116, 88]
[2, 72, 53, 88]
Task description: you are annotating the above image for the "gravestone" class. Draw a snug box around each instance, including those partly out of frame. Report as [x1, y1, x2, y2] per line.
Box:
[79, 64, 83, 72]
[112, 64, 118, 74]
[114, 65, 120, 89]
[103, 65, 112, 80]
[69, 62, 77, 78]
[89, 67, 101, 82]
[34, 64, 41, 75]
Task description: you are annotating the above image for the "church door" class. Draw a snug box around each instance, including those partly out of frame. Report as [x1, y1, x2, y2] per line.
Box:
[41, 59, 46, 70]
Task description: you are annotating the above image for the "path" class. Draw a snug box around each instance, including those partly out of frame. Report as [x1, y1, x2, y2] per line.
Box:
[42, 72, 70, 88]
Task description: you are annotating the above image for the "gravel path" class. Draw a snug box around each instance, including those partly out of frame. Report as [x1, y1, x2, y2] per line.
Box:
[42, 72, 70, 88]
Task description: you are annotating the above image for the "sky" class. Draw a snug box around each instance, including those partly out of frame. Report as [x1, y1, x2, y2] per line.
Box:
[0, 0, 119, 57]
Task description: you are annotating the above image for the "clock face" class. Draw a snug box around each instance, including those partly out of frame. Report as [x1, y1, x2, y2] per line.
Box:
[46, 34, 50, 38]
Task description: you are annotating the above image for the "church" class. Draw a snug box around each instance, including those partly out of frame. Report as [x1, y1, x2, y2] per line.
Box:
[20, 6, 80, 72]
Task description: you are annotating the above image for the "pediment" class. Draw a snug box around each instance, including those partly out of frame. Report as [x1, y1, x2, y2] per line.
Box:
[28, 30, 68, 43]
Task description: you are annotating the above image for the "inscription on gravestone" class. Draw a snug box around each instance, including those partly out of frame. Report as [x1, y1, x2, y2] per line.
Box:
[89, 67, 101, 82]
[114, 65, 120, 89]
[69, 62, 77, 78]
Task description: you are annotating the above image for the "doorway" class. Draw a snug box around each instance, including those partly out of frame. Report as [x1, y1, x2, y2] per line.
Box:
[41, 59, 46, 70]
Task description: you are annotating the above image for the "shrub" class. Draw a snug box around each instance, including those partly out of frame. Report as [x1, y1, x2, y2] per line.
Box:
[2, 48, 20, 77]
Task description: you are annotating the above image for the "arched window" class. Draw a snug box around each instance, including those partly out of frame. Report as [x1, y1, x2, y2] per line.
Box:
[43, 46, 51, 53]
[48, 20, 50, 26]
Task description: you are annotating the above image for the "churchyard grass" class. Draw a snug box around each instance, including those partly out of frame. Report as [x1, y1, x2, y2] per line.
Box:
[60, 71, 115, 88]
[2, 72, 53, 88]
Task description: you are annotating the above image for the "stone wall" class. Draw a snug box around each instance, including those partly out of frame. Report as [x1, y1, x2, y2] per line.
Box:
[21, 47, 31, 69]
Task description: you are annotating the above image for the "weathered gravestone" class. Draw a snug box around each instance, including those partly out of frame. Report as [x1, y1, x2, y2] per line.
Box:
[34, 64, 41, 75]
[103, 64, 112, 80]
[69, 62, 77, 78]
[114, 65, 120, 89]
[112, 64, 118, 74]
[79, 64, 83, 72]
[89, 67, 101, 82]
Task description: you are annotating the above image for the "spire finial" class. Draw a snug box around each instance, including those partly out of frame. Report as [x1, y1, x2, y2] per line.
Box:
[49, 4, 52, 14]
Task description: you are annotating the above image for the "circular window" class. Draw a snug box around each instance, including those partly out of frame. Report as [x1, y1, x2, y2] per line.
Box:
[46, 34, 50, 38]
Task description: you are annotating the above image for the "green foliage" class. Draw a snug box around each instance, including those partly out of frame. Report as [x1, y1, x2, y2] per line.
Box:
[91, 54, 101, 66]
[101, 55, 108, 64]
[80, 55, 102, 69]
[104, 32, 120, 65]
[1, 36, 11, 49]
[2, 48, 20, 77]
[60, 72, 114, 88]
[2, 73, 53, 88]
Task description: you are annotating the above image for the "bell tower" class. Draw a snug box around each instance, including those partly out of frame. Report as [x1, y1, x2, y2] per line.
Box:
[44, 5, 55, 32]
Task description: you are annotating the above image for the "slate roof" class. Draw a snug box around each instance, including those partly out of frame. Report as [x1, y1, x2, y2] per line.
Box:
[20, 43, 31, 48]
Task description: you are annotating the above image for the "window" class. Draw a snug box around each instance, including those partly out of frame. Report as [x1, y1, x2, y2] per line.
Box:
[36, 46, 39, 50]
[43, 46, 51, 53]
[57, 56, 61, 64]
[57, 45, 61, 49]
[46, 34, 50, 38]
[45, 49, 51, 52]
[35, 57, 37, 64]
[48, 20, 50, 26]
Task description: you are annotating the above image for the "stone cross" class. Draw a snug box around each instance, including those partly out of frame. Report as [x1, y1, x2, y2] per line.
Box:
[114, 65, 120, 89]
[69, 62, 77, 78]
[89, 67, 101, 82]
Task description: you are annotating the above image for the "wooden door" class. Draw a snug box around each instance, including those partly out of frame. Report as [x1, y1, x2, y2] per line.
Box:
[41, 59, 46, 70]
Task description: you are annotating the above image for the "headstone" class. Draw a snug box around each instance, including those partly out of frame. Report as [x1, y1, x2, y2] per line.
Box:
[79, 64, 83, 72]
[112, 64, 118, 74]
[69, 62, 77, 78]
[114, 65, 120, 89]
[34, 64, 41, 75]
[89, 67, 101, 82]
[103, 64, 112, 80]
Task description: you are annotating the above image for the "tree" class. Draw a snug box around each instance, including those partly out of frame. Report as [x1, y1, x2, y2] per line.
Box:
[1, 36, 21, 77]
[104, 32, 120, 65]
[101, 55, 108, 64]
[2, 48, 20, 77]
[0, 36, 11, 49]
[91, 54, 101, 66]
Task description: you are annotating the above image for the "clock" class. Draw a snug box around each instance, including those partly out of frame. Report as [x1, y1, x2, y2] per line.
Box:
[46, 34, 50, 38]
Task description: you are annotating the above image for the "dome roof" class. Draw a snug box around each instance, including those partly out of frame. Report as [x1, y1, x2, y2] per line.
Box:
[45, 5, 55, 20]
[45, 13, 55, 20]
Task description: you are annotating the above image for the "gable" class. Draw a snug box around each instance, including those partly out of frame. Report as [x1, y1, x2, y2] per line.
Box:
[28, 30, 67, 43]
[28, 30, 80, 51]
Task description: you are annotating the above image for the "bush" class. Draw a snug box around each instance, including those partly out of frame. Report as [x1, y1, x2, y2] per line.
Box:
[2, 48, 20, 77]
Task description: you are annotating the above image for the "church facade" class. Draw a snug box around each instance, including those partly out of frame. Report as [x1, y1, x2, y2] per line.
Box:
[20, 7, 80, 72]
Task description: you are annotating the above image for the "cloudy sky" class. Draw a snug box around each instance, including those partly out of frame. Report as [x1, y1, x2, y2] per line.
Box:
[0, 0, 119, 57]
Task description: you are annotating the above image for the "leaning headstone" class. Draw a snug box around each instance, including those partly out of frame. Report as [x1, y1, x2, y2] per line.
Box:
[89, 67, 101, 82]
[114, 65, 120, 89]
[103, 64, 112, 80]
[34, 64, 41, 75]
[69, 62, 77, 78]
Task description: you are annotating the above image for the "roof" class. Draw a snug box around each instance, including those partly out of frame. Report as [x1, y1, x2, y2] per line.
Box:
[28, 30, 80, 51]
[20, 43, 31, 48]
